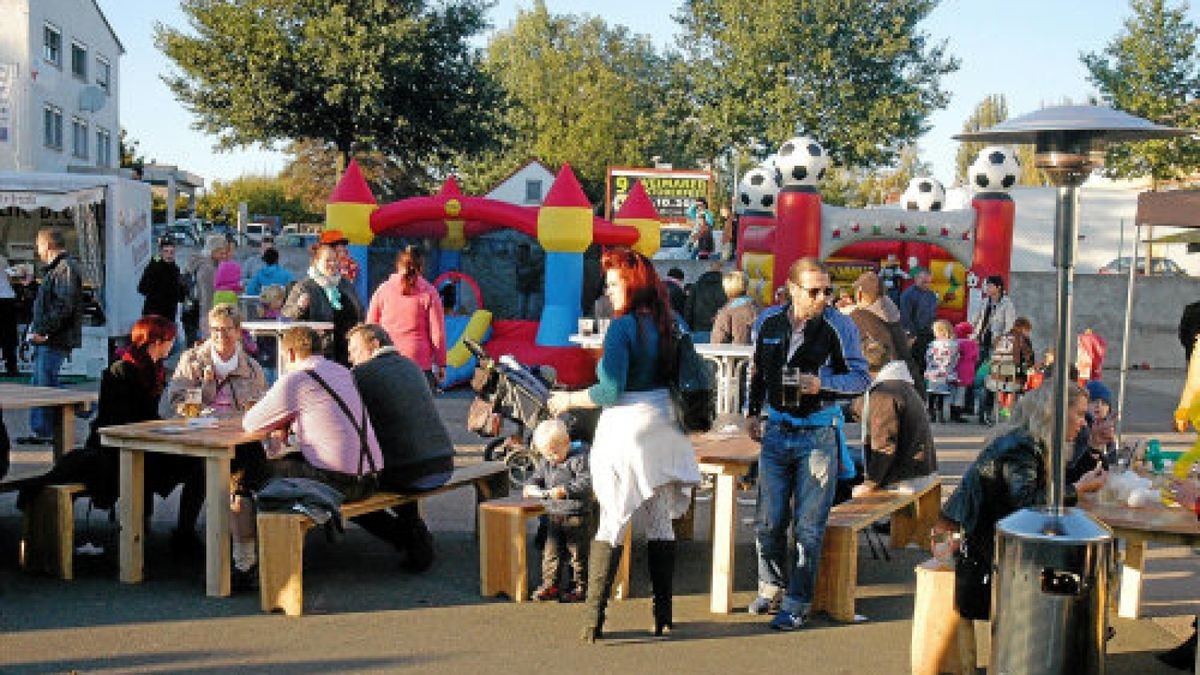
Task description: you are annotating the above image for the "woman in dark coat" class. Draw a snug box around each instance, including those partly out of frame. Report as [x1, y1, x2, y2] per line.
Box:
[935, 381, 1105, 620]
[282, 242, 363, 365]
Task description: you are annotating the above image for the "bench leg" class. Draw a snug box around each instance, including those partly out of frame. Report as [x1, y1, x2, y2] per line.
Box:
[1117, 540, 1146, 619]
[119, 448, 145, 584]
[890, 484, 942, 551]
[814, 526, 858, 622]
[258, 513, 308, 616]
[20, 484, 82, 579]
[708, 472, 738, 613]
[479, 505, 531, 601]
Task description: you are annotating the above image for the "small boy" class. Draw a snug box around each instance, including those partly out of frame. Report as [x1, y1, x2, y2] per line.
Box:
[255, 285, 286, 382]
[990, 316, 1035, 419]
[524, 419, 593, 602]
[1068, 381, 1117, 482]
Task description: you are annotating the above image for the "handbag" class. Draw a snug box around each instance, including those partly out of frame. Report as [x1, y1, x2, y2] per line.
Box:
[466, 396, 501, 437]
[669, 326, 716, 432]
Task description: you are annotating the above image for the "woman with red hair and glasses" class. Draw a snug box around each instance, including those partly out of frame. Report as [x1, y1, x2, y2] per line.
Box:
[366, 245, 446, 390]
[547, 247, 701, 642]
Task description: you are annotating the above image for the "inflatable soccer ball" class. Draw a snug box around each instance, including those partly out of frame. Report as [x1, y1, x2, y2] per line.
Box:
[775, 135, 829, 187]
[969, 145, 1020, 193]
[738, 166, 781, 212]
[902, 177, 946, 211]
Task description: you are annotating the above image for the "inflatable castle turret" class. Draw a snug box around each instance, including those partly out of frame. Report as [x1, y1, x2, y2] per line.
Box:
[325, 159, 378, 300]
[536, 165, 594, 346]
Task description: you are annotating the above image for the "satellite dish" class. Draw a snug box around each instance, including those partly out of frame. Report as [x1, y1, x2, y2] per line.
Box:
[79, 85, 106, 112]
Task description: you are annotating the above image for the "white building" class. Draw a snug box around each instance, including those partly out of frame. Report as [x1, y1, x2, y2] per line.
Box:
[486, 159, 555, 206]
[0, 0, 123, 173]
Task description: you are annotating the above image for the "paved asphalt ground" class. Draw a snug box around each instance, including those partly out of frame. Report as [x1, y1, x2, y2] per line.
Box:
[1, 369, 1196, 673]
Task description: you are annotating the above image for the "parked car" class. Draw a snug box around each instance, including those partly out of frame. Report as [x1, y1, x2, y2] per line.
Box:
[653, 226, 695, 260]
[162, 222, 199, 246]
[278, 232, 320, 249]
[1098, 256, 1188, 276]
[242, 223, 268, 246]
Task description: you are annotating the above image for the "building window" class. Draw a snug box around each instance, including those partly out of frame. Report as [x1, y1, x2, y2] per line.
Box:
[96, 127, 112, 166]
[72, 117, 88, 159]
[44, 24, 62, 67]
[43, 105, 63, 149]
[525, 179, 543, 203]
[96, 56, 111, 94]
[71, 43, 88, 80]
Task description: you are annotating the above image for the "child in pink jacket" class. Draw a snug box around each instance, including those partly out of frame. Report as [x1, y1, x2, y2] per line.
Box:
[952, 321, 980, 423]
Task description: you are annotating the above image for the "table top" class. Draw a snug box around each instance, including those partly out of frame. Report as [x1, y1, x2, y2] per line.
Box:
[0, 383, 98, 408]
[692, 429, 759, 465]
[99, 417, 267, 454]
[1079, 494, 1200, 539]
[242, 320, 335, 333]
[568, 333, 605, 349]
[694, 343, 754, 358]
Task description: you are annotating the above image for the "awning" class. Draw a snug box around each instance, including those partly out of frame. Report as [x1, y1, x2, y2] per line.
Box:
[1135, 189, 1200, 228]
[0, 187, 106, 212]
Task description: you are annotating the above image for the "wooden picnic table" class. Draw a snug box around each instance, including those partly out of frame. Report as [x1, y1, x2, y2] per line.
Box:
[692, 429, 760, 614]
[0, 383, 98, 461]
[100, 417, 268, 597]
[1078, 493, 1200, 619]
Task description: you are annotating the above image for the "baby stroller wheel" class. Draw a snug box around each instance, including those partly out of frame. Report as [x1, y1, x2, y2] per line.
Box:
[505, 446, 539, 489]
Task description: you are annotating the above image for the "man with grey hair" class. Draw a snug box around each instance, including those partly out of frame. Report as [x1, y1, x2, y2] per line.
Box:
[346, 322, 455, 572]
[19, 228, 83, 444]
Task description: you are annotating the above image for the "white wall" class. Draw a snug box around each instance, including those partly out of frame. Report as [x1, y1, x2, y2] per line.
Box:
[486, 163, 556, 206]
[0, 0, 121, 173]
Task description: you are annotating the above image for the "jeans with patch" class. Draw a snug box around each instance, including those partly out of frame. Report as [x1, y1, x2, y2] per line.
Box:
[29, 345, 68, 437]
[754, 422, 839, 616]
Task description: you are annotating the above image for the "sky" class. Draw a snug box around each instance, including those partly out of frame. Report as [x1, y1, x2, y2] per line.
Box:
[96, 0, 1200, 189]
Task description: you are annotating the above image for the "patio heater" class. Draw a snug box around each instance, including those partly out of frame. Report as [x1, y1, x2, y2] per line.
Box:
[955, 106, 1190, 674]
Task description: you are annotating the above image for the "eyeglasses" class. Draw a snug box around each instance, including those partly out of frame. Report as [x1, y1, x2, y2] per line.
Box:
[210, 325, 239, 334]
[798, 286, 835, 299]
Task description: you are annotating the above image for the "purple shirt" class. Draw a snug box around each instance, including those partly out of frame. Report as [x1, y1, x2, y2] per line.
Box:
[242, 355, 383, 475]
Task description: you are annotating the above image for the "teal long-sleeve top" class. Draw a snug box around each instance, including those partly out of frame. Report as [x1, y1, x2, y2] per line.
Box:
[587, 312, 666, 406]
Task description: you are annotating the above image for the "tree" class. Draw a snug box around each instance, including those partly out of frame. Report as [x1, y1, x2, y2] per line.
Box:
[156, 0, 505, 172]
[456, 1, 675, 201]
[674, 0, 959, 170]
[954, 94, 1044, 186]
[119, 128, 144, 175]
[1082, 0, 1200, 187]
[820, 145, 931, 207]
[196, 175, 316, 226]
[279, 139, 434, 215]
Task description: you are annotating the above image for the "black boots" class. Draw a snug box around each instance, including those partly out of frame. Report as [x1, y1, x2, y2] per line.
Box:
[580, 540, 623, 643]
[648, 540, 676, 636]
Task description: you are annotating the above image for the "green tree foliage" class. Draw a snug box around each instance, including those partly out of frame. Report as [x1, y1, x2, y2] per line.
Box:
[279, 139, 434, 215]
[1081, 0, 1200, 186]
[821, 145, 930, 207]
[674, 0, 959, 170]
[156, 0, 505, 172]
[196, 175, 316, 226]
[955, 94, 1044, 186]
[457, 1, 676, 201]
[118, 128, 144, 175]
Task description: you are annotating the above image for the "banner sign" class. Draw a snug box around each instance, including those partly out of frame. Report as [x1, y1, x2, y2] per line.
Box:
[605, 167, 713, 223]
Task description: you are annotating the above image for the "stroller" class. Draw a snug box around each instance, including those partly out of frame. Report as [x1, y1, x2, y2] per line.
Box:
[463, 339, 597, 488]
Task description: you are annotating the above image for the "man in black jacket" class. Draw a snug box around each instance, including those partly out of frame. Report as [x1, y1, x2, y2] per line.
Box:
[346, 323, 456, 572]
[137, 238, 187, 323]
[685, 260, 727, 340]
[1179, 299, 1200, 366]
[21, 228, 83, 444]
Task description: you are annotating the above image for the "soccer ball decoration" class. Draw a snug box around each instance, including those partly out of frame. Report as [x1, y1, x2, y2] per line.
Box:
[966, 270, 980, 288]
[775, 136, 829, 187]
[738, 166, 781, 212]
[901, 177, 946, 211]
[969, 145, 1020, 193]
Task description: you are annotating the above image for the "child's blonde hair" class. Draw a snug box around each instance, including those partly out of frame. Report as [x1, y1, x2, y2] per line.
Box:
[933, 319, 954, 340]
[531, 418, 570, 457]
[260, 284, 286, 309]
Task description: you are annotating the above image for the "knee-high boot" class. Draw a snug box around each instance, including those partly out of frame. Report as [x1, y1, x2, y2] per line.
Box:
[580, 539, 623, 643]
[648, 539, 676, 636]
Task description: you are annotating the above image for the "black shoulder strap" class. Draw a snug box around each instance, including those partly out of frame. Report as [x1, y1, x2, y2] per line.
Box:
[304, 369, 377, 476]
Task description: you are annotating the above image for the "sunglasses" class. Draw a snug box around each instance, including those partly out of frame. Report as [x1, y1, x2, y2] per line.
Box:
[798, 286, 835, 299]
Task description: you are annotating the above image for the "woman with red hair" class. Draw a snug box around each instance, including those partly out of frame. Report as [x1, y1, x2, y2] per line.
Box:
[548, 247, 701, 642]
[366, 245, 446, 390]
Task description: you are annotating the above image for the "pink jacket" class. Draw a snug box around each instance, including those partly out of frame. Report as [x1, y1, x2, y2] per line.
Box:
[366, 274, 446, 370]
[242, 356, 383, 475]
[214, 261, 243, 292]
[955, 337, 980, 386]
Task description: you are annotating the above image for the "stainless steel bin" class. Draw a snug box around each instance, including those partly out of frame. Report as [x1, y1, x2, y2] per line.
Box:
[990, 506, 1115, 675]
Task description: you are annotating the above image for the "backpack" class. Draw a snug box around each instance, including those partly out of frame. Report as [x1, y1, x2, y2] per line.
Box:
[669, 325, 716, 432]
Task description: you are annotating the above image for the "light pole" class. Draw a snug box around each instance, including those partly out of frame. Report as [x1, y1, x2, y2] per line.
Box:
[955, 105, 1190, 674]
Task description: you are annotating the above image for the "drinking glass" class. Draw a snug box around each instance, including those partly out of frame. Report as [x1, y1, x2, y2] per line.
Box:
[577, 318, 595, 337]
[180, 387, 203, 418]
[781, 367, 803, 407]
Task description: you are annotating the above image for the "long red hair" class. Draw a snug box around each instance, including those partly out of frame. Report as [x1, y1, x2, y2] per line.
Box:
[395, 245, 424, 295]
[125, 315, 177, 395]
[130, 314, 177, 349]
[601, 247, 677, 376]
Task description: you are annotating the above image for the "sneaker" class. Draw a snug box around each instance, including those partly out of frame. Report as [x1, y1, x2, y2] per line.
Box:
[531, 584, 560, 602]
[769, 609, 808, 631]
[748, 595, 780, 615]
[559, 586, 585, 603]
[399, 521, 435, 573]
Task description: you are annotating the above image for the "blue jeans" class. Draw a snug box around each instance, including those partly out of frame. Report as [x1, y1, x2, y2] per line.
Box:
[754, 422, 839, 616]
[29, 345, 68, 437]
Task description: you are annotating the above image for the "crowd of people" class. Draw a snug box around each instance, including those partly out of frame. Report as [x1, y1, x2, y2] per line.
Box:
[3, 222, 1198, 664]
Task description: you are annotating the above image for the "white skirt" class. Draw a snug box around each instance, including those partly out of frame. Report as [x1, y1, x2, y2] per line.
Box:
[589, 388, 702, 533]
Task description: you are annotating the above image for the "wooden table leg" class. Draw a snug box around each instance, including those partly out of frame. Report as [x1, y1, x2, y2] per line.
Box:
[709, 471, 737, 613]
[119, 448, 145, 584]
[205, 456, 232, 597]
[52, 404, 76, 462]
[1117, 539, 1145, 619]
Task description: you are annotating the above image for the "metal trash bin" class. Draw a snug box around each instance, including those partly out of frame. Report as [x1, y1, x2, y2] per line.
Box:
[990, 507, 1115, 675]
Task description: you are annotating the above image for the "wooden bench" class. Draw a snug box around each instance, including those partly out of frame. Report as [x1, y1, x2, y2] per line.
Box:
[257, 461, 509, 616]
[19, 482, 86, 580]
[813, 478, 942, 622]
